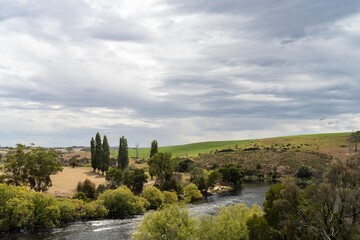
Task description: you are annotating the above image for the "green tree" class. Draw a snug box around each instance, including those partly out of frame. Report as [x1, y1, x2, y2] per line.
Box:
[148, 153, 175, 189]
[101, 135, 110, 175]
[118, 136, 129, 170]
[150, 140, 158, 158]
[27, 147, 63, 192]
[123, 168, 148, 194]
[140, 186, 165, 209]
[98, 186, 148, 218]
[134, 204, 196, 240]
[207, 170, 223, 187]
[295, 165, 312, 180]
[95, 132, 103, 172]
[90, 137, 96, 172]
[76, 178, 96, 199]
[183, 183, 202, 202]
[105, 167, 122, 189]
[3, 145, 62, 192]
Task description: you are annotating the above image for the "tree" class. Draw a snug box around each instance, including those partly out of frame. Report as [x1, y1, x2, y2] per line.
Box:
[134, 204, 196, 240]
[101, 135, 110, 175]
[183, 183, 202, 202]
[150, 140, 158, 158]
[219, 164, 244, 185]
[148, 152, 175, 189]
[123, 168, 148, 194]
[90, 137, 96, 172]
[140, 186, 165, 209]
[3, 145, 62, 192]
[295, 165, 312, 180]
[94, 132, 102, 172]
[118, 136, 129, 170]
[76, 178, 96, 199]
[105, 167, 122, 188]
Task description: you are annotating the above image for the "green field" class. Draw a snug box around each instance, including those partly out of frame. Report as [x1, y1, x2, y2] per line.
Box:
[111, 132, 350, 159]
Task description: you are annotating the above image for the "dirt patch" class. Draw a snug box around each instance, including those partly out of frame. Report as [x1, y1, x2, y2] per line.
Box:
[47, 167, 106, 198]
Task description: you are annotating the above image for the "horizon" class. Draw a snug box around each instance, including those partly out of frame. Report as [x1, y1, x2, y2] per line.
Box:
[1, 1, 360, 147]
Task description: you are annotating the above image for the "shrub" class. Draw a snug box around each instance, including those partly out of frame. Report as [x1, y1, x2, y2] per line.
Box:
[98, 186, 148, 218]
[73, 192, 90, 202]
[207, 170, 223, 186]
[140, 186, 165, 209]
[197, 203, 263, 240]
[84, 200, 108, 219]
[134, 204, 196, 240]
[183, 183, 202, 202]
[77, 179, 96, 199]
[162, 191, 178, 205]
[295, 165, 312, 180]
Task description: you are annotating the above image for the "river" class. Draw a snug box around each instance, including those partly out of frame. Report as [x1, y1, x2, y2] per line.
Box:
[2, 183, 270, 240]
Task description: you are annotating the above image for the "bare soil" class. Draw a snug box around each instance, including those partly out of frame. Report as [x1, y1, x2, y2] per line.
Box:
[47, 167, 105, 198]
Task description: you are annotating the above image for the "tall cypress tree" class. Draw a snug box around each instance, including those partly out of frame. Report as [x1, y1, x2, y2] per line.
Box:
[118, 136, 128, 170]
[102, 135, 110, 175]
[90, 137, 96, 172]
[150, 140, 158, 158]
[95, 132, 103, 172]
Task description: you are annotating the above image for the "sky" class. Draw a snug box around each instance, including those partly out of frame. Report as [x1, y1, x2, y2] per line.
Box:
[0, 0, 360, 147]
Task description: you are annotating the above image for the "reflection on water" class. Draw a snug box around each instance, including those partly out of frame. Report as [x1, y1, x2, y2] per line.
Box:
[1, 183, 270, 240]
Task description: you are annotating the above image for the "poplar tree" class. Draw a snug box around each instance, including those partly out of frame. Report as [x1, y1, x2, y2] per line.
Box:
[95, 132, 103, 172]
[101, 135, 110, 175]
[118, 136, 129, 170]
[150, 140, 158, 158]
[90, 137, 96, 172]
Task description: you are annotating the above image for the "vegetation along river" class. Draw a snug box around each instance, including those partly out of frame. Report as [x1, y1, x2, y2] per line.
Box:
[2, 183, 270, 240]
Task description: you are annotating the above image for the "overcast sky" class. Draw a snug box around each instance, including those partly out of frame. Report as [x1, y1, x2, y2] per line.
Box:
[1, 0, 360, 147]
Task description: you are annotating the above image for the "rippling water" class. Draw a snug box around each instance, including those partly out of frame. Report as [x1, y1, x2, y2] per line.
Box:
[2, 183, 270, 240]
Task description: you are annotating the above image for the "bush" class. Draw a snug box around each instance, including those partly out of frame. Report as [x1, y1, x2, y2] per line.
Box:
[207, 170, 223, 186]
[98, 186, 149, 218]
[77, 179, 96, 199]
[141, 186, 165, 209]
[73, 192, 90, 202]
[134, 204, 196, 240]
[295, 165, 312, 180]
[162, 191, 178, 205]
[84, 201, 108, 219]
[197, 203, 263, 240]
[183, 183, 202, 202]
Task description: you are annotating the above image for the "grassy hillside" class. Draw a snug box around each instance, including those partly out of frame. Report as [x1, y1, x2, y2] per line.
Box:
[110, 132, 349, 159]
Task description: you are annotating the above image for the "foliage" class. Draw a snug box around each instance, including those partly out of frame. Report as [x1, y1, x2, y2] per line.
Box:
[72, 192, 90, 202]
[140, 186, 165, 209]
[83, 200, 108, 219]
[95, 132, 103, 172]
[190, 167, 208, 190]
[246, 215, 280, 240]
[295, 165, 312, 180]
[118, 136, 129, 170]
[101, 135, 110, 174]
[218, 164, 244, 185]
[183, 183, 202, 202]
[176, 158, 194, 172]
[150, 140, 158, 158]
[90, 137, 96, 172]
[148, 152, 175, 189]
[197, 203, 263, 240]
[105, 167, 122, 188]
[123, 168, 148, 194]
[134, 204, 196, 240]
[162, 191, 178, 205]
[3, 145, 63, 192]
[207, 170, 223, 186]
[98, 186, 148, 218]
[77, 179, 96, 199]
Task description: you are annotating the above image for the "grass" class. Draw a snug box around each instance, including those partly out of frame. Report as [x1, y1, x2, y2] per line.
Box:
[109, 132, 350, 159]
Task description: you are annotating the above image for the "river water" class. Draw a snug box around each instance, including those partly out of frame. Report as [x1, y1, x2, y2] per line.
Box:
[2, 183, 270, 240]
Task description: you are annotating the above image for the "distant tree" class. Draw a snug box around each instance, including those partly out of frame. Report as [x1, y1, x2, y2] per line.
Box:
[123, 168, 148, 194]
[148, 152, 175, 189]
[118, 136, 129, 170]
[3, 145, 63, 192]
[207, 170, 223, 187]
[150, 140, 158, 158]
[77, 178, 96, 199]
[140, 186, 164, 209]
[94, 132, 103, 172]
[135, 143, 140, 159]
[295, 165, 312, 180]
[101, 135, 110, 175]
[90, 137, 96, 172]
[219, 164, 244, 185]
[190, 167, 208, 190]
[105, 167, 122, 189]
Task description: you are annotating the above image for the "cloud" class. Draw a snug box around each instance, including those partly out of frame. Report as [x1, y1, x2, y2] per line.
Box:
[0, 0, 359, 147]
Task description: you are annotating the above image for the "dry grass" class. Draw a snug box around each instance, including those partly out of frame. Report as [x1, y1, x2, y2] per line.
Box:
[47, 167, 105, 198]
